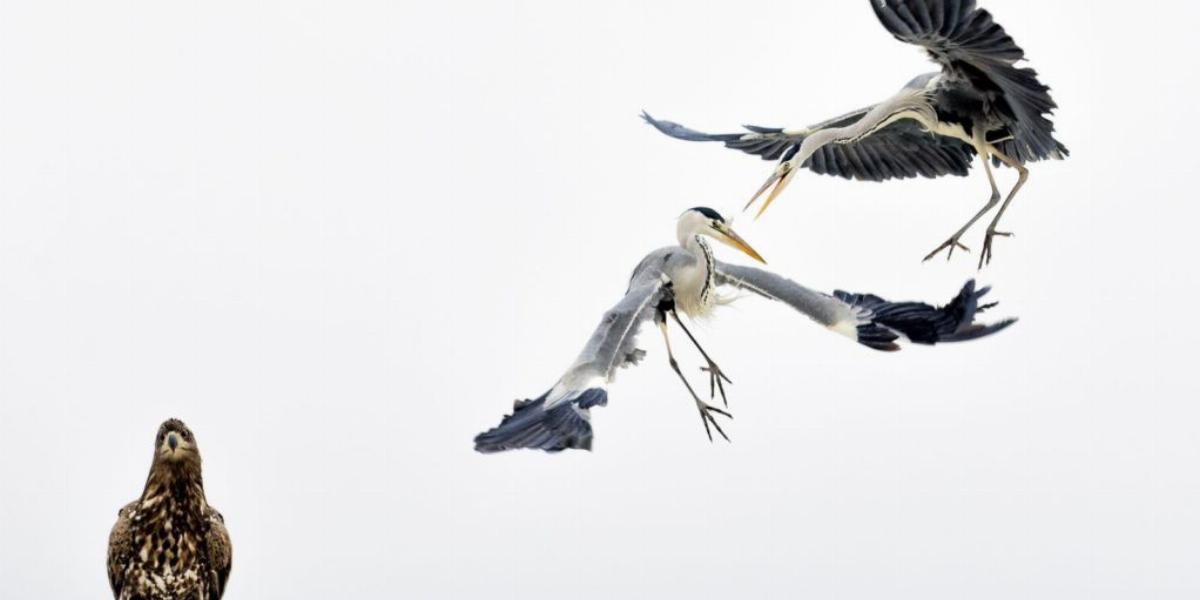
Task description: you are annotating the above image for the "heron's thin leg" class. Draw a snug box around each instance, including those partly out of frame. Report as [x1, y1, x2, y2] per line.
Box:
[669, 309, 732, 407]
[658, 318, 731, 442]
[978, 150, 1029, 268]
[923, 150, 1002, 262]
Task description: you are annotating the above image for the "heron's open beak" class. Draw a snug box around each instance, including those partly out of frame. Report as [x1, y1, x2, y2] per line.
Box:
[713, 223, 766, 264]
[744, 161, 795, 220]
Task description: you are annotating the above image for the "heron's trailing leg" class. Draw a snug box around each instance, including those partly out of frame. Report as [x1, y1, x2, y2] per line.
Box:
[923, 150, 1002, 263]
[978, 151, 1029, 268]
[669, 309, 732, 407]
[657, 316, 731, 442]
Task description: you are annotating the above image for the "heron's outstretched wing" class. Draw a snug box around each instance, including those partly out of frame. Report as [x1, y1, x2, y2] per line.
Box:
[205, 507, 232, 600]
[715, 261, 1015, 351]
[872, 0, 1066, 163]
[107, 501, 139, 597]
[475, 250, 685, 453]
[643, 110, 974, 181]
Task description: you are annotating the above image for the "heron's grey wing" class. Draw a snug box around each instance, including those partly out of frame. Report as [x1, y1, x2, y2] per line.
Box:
[107, 501, 139, 598]
[551, 257, 677, 398]
[204, 506, 232, 600]
[643, 110, 974, 181]
[475, 250, 678, 453]
[716, 261, 1015, 351]
[872, 0, 1066, 162]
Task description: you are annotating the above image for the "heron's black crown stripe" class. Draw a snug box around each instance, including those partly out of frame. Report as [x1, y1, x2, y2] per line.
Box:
[689, 206, 724, 222]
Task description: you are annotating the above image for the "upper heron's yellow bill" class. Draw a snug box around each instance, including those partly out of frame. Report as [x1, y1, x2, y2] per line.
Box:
[754, 169, 796, 220]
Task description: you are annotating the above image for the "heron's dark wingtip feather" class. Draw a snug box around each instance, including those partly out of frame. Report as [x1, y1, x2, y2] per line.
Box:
[641, 112, 734, 143]
[944, 316, 1018, 342]
[837, 278, 1015, 349]
[474, 390, 601, 454]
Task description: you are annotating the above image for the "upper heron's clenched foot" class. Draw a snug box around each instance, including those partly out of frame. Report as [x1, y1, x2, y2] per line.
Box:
[923, 236, 972, 263]
[699, 361, 732, 407]
[978, 229, 1013, 269]
[695, 399, 732, 443]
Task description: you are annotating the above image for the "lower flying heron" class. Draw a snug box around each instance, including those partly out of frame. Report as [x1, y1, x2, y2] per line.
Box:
[474, 207, 1015, 453]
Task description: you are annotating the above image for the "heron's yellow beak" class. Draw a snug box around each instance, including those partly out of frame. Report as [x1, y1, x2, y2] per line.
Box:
[713, 223, 766, 264]
[744, 162, 795, 220]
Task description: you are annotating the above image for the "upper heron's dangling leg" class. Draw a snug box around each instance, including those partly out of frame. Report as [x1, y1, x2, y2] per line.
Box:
[978, 150, 1029, 268]
[923, 149, 1002, 262]
[668, 309, 733, 407]
[657, 315, 731, 442]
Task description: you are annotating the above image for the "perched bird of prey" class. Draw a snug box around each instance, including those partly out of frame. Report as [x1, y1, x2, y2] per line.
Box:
[643, 0, 1067, 267]
[108, 419, 231, 600]
[474, 207, 1015, 453]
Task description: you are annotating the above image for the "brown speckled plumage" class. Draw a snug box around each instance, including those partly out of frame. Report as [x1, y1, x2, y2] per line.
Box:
[107, 419, 232, 600]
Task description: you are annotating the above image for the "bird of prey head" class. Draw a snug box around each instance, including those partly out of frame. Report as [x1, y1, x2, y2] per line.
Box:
[145, 418, 203, 489]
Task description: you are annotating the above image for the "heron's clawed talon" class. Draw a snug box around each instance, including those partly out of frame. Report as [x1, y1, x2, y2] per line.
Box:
[700, 362, 732, 407]
[923, 237, 971, 263]
[696, 400, 732, 443]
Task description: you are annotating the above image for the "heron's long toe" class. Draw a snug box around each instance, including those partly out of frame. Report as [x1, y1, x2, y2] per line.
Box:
[978, 229, 1014, 268]
[696, 400, 732, 443]
[923, 236, 971, 263]
[700, 361, 732, 407]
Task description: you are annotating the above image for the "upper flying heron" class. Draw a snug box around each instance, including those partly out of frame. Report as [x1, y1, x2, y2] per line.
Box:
[474, 207, 1015, 453]
[643, 0, 1067, 268]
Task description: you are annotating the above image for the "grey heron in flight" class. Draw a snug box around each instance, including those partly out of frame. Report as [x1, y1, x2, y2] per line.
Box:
[474, 207, 1015, 453]
[643, 0, 1067, 268]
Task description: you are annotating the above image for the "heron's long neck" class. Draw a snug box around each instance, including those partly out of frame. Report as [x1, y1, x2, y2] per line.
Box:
[686, 235, 716, 305]
[794, 91, 933, 165]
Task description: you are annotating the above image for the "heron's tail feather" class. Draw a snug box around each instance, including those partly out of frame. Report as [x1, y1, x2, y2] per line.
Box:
[836, 280, 1017, 351]
[474, 389, 606, 454]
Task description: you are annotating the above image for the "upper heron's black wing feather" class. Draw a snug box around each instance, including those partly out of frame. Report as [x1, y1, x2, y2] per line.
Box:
[645, 111, 974, 181]
[872, 0, 1066, 162]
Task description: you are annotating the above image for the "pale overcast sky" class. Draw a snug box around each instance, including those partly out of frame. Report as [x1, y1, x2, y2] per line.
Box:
[1, 1, 1197, 598]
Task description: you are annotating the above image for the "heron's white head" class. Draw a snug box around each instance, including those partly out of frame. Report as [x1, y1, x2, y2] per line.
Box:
[676, 207, 766, 264]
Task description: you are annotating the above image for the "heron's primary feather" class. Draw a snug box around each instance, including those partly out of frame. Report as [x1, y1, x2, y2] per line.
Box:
[872, 0, 1067, 163]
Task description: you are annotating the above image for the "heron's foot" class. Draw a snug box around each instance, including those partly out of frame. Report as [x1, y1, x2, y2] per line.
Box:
[978, 229, 1013, 269]
[699, 361, 733, 407]
[923, 234, 971, 263]
[695, 400, 732, 443]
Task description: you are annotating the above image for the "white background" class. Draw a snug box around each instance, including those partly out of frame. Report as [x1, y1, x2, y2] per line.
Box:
[1, 1, 1197, 598]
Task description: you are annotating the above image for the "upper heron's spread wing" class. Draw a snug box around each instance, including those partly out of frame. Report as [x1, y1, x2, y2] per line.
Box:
[872, 0, 1066, 162]
[205, 507, 232, 599]
[715, 261, 1015, 351]
[643, 110, 974, 181]
[475, 250, 682, 453]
